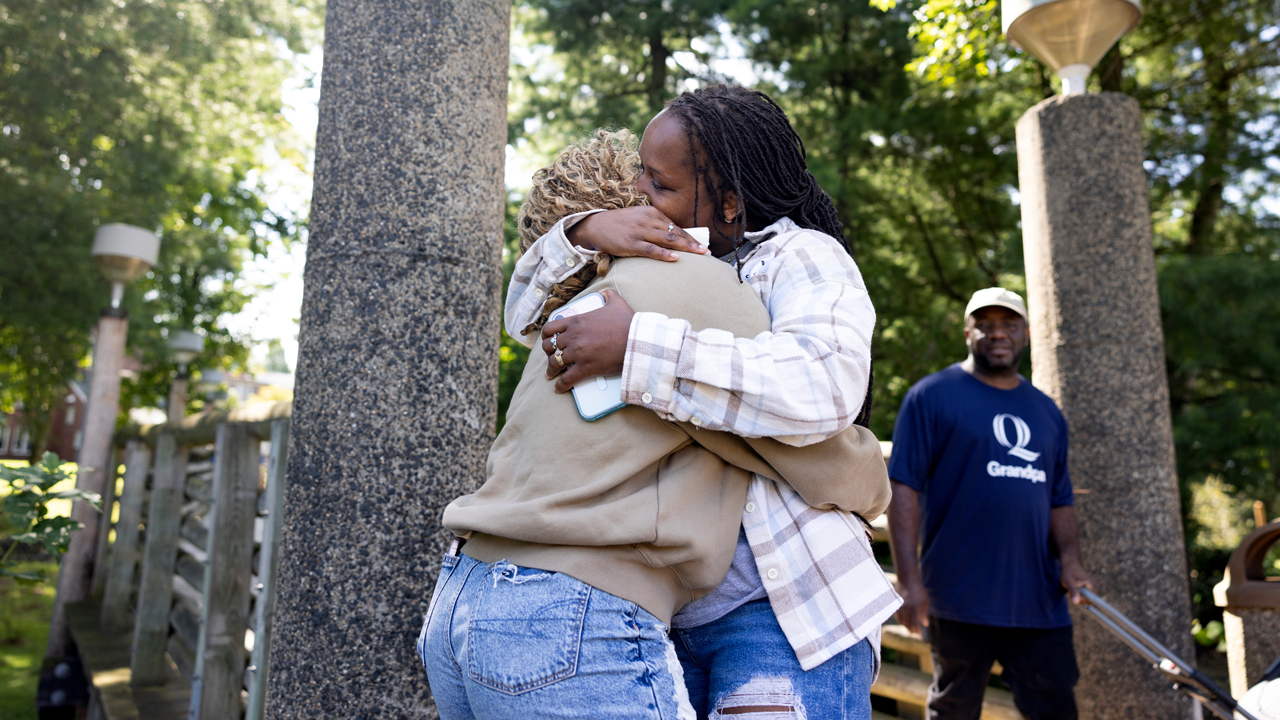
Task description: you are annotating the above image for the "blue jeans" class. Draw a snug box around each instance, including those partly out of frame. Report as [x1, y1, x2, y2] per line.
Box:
[417, 553, 696, 720]
[671, 599, 876, 720]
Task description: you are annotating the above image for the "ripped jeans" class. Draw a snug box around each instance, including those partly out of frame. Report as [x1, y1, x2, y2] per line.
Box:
[417, 553, 696, 720]
[671, 599, 876, 720]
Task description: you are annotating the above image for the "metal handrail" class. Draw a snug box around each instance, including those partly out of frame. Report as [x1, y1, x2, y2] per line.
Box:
[1079, 588, 1259, 720]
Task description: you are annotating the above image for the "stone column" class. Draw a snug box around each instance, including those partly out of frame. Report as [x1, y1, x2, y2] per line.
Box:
[264, 1, 508, 717]
[1016, 93, 1195, 720]
[167, 374, 188, 424]
[46, 310, 129, 657]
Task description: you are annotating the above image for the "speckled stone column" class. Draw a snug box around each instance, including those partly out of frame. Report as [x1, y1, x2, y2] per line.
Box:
[265, 1, 508, 717]
[1017, 93, 1195, 720]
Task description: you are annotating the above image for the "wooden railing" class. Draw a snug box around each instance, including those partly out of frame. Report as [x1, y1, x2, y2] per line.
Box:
[67, 402, 290, 720]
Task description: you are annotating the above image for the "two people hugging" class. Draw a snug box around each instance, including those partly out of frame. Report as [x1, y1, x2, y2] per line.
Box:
[417, 84, 900, 720]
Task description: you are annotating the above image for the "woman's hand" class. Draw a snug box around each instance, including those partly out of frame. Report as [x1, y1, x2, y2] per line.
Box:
[568, 207, 709, 260]
[541, 290, 635, 393]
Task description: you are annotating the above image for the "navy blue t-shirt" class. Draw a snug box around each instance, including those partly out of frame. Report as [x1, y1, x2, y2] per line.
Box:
[887, 364, 1074, 628]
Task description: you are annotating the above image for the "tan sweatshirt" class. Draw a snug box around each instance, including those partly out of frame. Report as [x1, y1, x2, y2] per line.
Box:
[443, 254, 889, 623]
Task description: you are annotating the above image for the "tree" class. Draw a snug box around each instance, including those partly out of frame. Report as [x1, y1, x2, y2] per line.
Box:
[0, 0, 321, 456]
[512, 0, 731, 143]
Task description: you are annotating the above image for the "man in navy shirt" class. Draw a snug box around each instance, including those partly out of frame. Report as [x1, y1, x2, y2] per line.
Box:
[887, 287, 1095, 720]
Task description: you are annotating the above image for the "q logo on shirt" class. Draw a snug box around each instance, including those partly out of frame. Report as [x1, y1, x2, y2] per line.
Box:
[992, 414, 1041, 462]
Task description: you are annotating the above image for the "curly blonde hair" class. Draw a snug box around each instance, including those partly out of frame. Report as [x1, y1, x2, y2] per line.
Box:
[517, 129, 648, 336]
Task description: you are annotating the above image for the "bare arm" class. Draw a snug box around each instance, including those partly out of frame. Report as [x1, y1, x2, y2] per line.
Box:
[887, 481, 929, 633]
[1050, 505, 1096, 604]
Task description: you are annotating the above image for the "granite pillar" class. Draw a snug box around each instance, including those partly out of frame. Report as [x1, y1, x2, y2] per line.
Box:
[264, 1, 509, 717]
[1222, 609, 1280, 698]
[46, 311, 129, 657]
[1016, 93, 1195, 719]
[1214, 522, 1280, 697]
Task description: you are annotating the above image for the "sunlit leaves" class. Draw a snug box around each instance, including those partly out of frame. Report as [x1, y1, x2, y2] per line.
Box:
[1, 452, 100, 584]
[902, 0, 1001, 86]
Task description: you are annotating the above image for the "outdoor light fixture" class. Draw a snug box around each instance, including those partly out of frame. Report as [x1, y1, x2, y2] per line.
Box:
[168, 329, 205, 375]
[1003, 0, 1141, 95]
[90, 223, 160, 309]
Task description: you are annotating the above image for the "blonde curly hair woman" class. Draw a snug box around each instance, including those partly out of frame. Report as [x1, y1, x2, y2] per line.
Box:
[516, 129, 647, 337]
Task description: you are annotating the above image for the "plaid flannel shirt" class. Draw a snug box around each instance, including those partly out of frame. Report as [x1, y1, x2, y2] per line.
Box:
[507, 213, 898, 669]
[744, 476, 902, 671]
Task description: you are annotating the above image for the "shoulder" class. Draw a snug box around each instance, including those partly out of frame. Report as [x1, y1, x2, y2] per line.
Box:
[747, 218, 865, 291]
[758, 219, 854, 267]
[1019, 381, 1066, 418]
[907, 365, 966, 401]
[1018, 379, 1070, 412]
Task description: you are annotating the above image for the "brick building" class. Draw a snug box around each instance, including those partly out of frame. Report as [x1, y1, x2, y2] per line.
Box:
[0, 382, 87, 462]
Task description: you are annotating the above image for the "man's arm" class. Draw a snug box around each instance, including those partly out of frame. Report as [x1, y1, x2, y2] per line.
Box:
[1051, 505, 1096, 604]
[887, 481, 929, 633]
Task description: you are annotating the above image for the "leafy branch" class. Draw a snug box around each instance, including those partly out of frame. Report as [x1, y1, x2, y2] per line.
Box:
[1, 453, 100, 585]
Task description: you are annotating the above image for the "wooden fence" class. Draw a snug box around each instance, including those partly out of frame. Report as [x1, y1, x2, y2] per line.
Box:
[67, 402, 290, 720]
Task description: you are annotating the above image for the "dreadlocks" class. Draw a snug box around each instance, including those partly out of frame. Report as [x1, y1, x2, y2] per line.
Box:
[664, 84, 851, 261]
[666, 85, 871, 427]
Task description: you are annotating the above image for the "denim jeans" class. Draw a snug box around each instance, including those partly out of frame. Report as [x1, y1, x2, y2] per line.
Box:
[417, 553, 696, 720]
[671, 599, 876, 720]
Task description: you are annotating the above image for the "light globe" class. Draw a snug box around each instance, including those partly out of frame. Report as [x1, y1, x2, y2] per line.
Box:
[168, 329, 205, 371]
[1003, 0, 1141, 95]
[91, 223, 160, 307]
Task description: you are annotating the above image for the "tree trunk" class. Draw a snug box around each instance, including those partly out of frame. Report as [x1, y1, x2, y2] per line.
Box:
[1186, 50, 1232, 253]
[647, 21, 669, 114]
[1097, 44, 1124, 93]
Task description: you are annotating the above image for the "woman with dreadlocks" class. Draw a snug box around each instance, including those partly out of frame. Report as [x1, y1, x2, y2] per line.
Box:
[425, 87, 893, 720]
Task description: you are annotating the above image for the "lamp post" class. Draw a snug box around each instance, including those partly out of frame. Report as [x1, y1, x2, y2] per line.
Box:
[167, 330, 204, 424]
[46, 224, 159, 659]
[1008, 4, 1197, 719]
[1004, 0, 1140, 94]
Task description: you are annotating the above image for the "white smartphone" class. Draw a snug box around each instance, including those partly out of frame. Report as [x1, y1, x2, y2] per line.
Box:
[549, 292, 626, 421]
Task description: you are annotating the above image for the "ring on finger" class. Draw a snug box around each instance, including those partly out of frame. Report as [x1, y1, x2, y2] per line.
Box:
[550, 333, 559, 351]
[667, 222, 675, 239]
[554, 349, 566, 367]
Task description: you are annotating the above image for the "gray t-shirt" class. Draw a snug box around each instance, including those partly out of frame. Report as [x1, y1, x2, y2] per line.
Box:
[669, 526, 767, 629]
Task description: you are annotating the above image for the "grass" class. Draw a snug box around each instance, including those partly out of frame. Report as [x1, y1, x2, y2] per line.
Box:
[0, 561, 58, 720]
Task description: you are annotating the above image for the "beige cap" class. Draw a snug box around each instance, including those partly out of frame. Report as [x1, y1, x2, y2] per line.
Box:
[965, 287, 1028, 321]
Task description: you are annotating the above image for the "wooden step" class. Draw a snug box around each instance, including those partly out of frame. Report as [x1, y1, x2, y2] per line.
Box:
[65, 601, 190, 720]
[873, 663, 1024, 720]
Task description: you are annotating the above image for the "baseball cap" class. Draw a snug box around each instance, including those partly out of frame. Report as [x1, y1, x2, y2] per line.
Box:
[965, 287, 1027, 321]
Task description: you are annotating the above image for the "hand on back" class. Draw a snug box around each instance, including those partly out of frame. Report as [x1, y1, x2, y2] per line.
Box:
[541, 290, 636, 393]
[568, 207, 709, 262]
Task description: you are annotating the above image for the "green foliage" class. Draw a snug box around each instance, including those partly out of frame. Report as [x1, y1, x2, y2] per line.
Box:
[0, 453, 99, 584]
[0, 0, 322, 455]
[512, 0, 730, 147]
[497, 192, 531, 433]
[1161, 255, 1280, 517]
[0, 561, 58, 720]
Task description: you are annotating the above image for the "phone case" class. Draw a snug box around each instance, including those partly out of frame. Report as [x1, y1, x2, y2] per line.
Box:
[549, 292, 627, 422]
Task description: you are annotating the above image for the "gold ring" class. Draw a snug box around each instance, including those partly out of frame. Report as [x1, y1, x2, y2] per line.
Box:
[554, 349, 566, 367]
